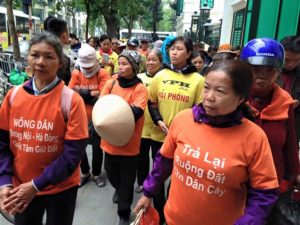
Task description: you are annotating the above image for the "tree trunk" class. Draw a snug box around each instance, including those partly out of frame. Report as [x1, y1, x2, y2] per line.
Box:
[127, 16, 134, 39]
[84, 0, 90, 41]
[104, 13, 119, 38]
[152, 0, 160, 41]
[6, 0, 20, 61]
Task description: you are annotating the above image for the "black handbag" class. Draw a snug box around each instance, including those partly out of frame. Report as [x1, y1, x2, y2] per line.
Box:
[266, 186, 300, 225]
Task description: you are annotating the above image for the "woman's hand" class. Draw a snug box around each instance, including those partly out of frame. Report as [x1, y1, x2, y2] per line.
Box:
[0, 186, 12, 212]
[134, 195, 151, 214]
[157, 120, 168, 134]
[293, 99, 299, 109]
[90, 90, 100, 97]
[102, 60, 114, 67]
[3, 182, 37, 215]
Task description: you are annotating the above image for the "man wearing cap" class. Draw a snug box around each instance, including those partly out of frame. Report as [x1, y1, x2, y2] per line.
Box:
[127, 37, 146, 73]
[98, 50, 148, 225]
[69, 44, 110, 188]
[139, 38, 150, 56]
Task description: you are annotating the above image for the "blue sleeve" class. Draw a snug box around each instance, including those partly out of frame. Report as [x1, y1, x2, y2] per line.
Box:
[33, 139, 88, 190]
[234, 186, 279, 225]
[0, 129, 13, 187]
[143, 151, 173, 198]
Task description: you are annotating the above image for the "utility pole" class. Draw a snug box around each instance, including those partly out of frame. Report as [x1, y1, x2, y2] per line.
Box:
[28, 4, 32, 39]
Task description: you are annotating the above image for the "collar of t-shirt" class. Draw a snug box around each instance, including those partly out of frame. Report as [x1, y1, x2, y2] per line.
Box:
[164, 63, 197, 74]
[192, 103, 243, 128]
[32, 76, 60, 95]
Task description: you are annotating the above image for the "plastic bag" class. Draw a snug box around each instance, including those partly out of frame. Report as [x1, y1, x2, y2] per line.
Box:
[9, 69, 28, 85]
[131, 209, 144, 225]
[266, 187, 300, 225]
[131, 207, 160, 225]
[141, 206, 160, 225]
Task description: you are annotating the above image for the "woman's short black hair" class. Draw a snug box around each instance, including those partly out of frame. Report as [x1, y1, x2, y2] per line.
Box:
[44, 16, 68, 38]
[100, 34, 111, 43]
[280, 35, 300, 53]
[206, 59, 253, 100]
[170, 36, 193, 62]
[206, 59, 255, 120]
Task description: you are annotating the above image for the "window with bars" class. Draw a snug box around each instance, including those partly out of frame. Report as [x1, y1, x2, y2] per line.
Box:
[231, 9, 245, 48]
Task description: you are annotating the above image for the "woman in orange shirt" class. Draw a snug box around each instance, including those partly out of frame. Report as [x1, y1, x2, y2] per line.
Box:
[134, 60, 279, 225]
[100, 50, 148, 225]
[0, 32, 88, 225]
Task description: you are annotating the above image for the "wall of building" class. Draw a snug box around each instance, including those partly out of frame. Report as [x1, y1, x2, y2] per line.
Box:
[219, 0, 247, 45]
[245, 0, 300, 44]
[176, 0, 200, 35]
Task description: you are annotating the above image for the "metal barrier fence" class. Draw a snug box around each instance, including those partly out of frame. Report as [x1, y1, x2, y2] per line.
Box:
[0, 70, 14, 105]
[0, 53, 28, 77]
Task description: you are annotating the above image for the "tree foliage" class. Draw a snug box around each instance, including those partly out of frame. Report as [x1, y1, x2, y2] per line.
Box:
[158, 0, 176, 32]
[117, 0, 152, 37]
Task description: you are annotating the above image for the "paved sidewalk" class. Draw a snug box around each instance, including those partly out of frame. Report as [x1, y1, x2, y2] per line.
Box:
[0, 145, 142, 225]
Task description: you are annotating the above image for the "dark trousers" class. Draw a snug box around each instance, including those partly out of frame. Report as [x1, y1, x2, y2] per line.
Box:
[80, 125, 103, 176]
[136, 138, 159, 185]
[151, 140, 166, 225]
[104, 152, 138, 219]
[14, 186, 78, 225]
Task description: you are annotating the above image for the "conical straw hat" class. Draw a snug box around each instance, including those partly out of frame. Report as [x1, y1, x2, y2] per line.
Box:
[92, 94, 135, 147]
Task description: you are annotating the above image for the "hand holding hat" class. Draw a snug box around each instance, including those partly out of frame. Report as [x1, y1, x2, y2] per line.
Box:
[92, 94, 135, 147]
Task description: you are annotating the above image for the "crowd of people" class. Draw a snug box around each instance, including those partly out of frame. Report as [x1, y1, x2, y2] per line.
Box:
[0, 15, 299, 225]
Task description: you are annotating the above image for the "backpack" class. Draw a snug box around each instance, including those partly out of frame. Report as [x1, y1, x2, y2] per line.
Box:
[9, 84, 74, 121]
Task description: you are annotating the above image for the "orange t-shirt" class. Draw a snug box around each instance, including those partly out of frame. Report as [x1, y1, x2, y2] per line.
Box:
[161, 109, 278, 225]
[0, 82, 88, 195]
[100, 77, 148, 156]
[69, 68, 109, 121]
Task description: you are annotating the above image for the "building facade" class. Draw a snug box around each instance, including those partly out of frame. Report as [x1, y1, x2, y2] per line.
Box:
[220, 0, 300, 48]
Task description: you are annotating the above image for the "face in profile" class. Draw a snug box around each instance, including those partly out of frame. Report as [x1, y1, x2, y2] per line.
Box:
[284, 51, 300, 72]
[202, 70, 243, 117]
[118, 57, 134, 79]
[28, 42, 61, 79]
[88, 38, 97, 49]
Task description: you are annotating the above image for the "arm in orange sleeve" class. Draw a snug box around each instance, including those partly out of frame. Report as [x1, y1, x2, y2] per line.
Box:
[97, 69, 110, 91]
[131, 84, 148, 110]
[68, 69, 80, 89]
[131, 84, 148, 121]
[100, 79, 115, 97]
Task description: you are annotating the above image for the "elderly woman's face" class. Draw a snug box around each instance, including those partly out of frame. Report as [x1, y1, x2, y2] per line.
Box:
[28, 42, 61, 80]
[202, 71, 243, 117]
[250, 66, 278, 92]
[118, 57, 134, 79]
[146, 51, 161, 75]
